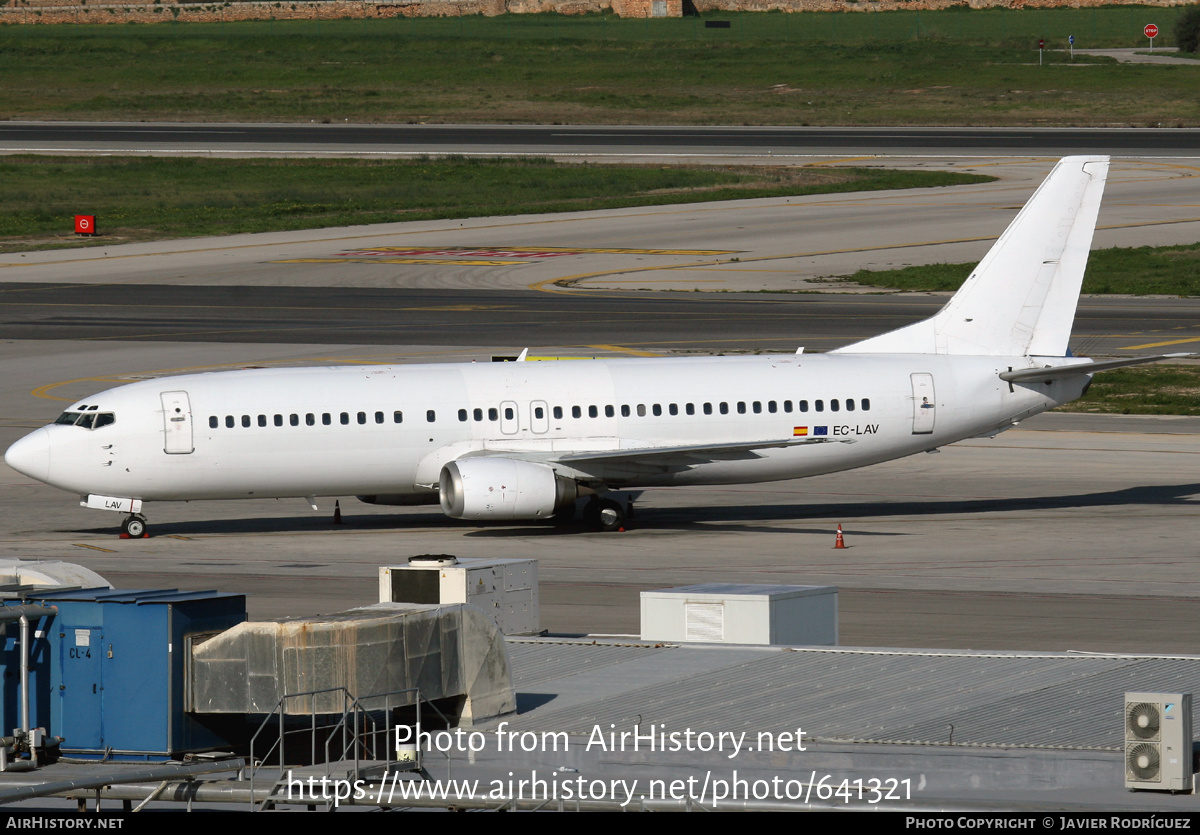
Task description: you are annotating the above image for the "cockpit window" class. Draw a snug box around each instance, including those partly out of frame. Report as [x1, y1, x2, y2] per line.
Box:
[53, 411, 114, 429]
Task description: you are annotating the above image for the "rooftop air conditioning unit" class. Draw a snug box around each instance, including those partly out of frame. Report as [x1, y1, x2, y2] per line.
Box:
[1125, 692, 1193, 793]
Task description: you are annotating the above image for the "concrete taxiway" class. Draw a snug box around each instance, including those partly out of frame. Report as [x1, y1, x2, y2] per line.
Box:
[3, 338, 1199, 655]
[1, 152, 1198, 658]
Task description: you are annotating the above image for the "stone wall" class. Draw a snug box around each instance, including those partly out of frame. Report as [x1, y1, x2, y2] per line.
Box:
[0, 0, 1191, 24]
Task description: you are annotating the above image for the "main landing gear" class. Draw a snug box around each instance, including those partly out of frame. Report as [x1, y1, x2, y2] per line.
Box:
[582, 497, 630, 532]
[120, 513, 148, 538]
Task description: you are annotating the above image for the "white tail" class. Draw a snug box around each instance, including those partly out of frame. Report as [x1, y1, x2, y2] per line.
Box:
[835, 156, 1109, 358]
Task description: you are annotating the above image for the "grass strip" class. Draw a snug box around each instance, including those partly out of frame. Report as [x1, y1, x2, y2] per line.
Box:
[836, 243, 1200, 297]
[1057, 365, 1200, 415]
[1, 11, 1198, 125]
[0, 156, 992, 252]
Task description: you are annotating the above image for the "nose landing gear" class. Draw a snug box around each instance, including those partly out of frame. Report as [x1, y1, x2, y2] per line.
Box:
[120, 514, 148, 539]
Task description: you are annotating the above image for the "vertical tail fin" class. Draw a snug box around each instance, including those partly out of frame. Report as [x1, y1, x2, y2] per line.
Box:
[835, 156, 1109, 357]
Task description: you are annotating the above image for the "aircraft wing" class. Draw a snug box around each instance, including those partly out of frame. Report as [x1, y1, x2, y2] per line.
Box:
[1000, 353, 1197, 384]
[545, 435, 855, 478]
[553, 435, 852, 466]
[459, 435, 854, 479]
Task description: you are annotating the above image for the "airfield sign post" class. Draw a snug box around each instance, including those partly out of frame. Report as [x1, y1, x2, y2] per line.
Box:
[1038, 38, 1045, 65]
[1145, 23, 1158, 50]
[1069, 34, 1074, 60]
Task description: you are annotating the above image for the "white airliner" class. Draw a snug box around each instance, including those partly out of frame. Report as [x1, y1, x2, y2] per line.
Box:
[4, 156, 1191, 536]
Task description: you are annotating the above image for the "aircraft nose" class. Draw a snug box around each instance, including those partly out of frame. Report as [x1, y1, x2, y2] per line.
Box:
[5, 428, 51, 483]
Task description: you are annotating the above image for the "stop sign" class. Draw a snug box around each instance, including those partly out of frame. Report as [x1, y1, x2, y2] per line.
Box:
[1145, 23, 1159, 38]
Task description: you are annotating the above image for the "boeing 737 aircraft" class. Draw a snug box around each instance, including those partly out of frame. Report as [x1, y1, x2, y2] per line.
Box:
[5, 156, 1191, 536]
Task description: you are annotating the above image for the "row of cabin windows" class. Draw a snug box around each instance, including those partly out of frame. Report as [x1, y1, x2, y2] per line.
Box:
[208, 398, 871, 431]
[211, 398, 873, 429]
[210, 410, 419, 429]
[460, 398, 869, 420]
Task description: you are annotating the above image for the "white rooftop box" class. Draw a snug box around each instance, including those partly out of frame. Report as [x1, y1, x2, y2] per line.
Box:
[641, 583, 837, 646]
[379, 555, 539, 636]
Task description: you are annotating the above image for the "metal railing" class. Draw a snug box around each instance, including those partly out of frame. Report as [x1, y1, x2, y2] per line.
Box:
[246, 685, 453, 810]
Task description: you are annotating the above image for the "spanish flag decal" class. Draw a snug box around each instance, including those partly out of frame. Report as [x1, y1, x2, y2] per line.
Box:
[793, 426, 808, 436]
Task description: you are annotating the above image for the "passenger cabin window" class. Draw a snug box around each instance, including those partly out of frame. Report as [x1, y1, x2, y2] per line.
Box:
[458, 409, 468, 422]
[605, 405, 614, 418]
[553, 406, 563, 420]
[862, 399, 871, 411]
[375, 411, 384, 424]
[427, 410, 436, 423]
[815, 400, 824, 413]
[244, 415, 253, 428]
[830, 400, 839, 413]
[783, 401, 793, 413]
[340, 413, 350, 425]
[799, 400, 809, 413]
[357, 412, 366, 425]
[686, 403, 695, 416]
[572, 406, 581, 419]
[669, 404, 678, 416]
[588, 406, 598, 418]
[719, 402, 729, 415]
[473, 408, 483, 422]
[322, 413, 331, 425]
[846, 399, 855, 412]
[653, 404, 662, 417]
[394, 411, 404, 423]
[621, 405, 631, 418]
[260, 415, 269, 427]
[226, 416, 235, 428]
[209, 416, 218, 429]
[488, 408, 498, 422]
[290, 414, 299, 426]
[275, 414, 284, 427]
[703, 403, 712, 415]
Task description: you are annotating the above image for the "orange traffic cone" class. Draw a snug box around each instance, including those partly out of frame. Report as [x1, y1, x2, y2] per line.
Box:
[834, 524, 847, 549]
[333, 500, 343, 525]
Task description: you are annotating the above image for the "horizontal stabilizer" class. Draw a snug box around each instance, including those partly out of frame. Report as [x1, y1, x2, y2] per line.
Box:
[1000, 353, 1198, 384]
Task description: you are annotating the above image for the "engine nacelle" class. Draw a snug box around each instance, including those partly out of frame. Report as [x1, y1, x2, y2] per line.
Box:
[439, 458, 577, 520]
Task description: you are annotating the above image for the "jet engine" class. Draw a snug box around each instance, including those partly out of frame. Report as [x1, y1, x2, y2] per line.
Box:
[439, 458, 577, 520]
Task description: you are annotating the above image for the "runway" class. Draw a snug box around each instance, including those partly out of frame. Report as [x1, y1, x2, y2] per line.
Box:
[2, 148, 1199, 656]
[3, 283, 1199, 356]
[4, 122, 1200, 158]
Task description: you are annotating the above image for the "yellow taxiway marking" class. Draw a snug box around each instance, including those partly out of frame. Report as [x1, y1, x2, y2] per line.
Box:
[529, 235, 996, 293]
[73, 543, 117, 553]
[1121, 337, 1200, 350]
[586, 344, 663, 357]
[274, 258, 528, 266]
[326, 246, 739, 256]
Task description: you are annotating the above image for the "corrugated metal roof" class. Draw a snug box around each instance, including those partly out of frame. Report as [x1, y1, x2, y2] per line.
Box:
[506, 640, 674, 688]
[501, 640, 1200, 751]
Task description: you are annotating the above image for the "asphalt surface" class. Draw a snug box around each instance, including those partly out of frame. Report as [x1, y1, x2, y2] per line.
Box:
[3, 282, 1199, 356]
[3, 122, 1200, 158]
